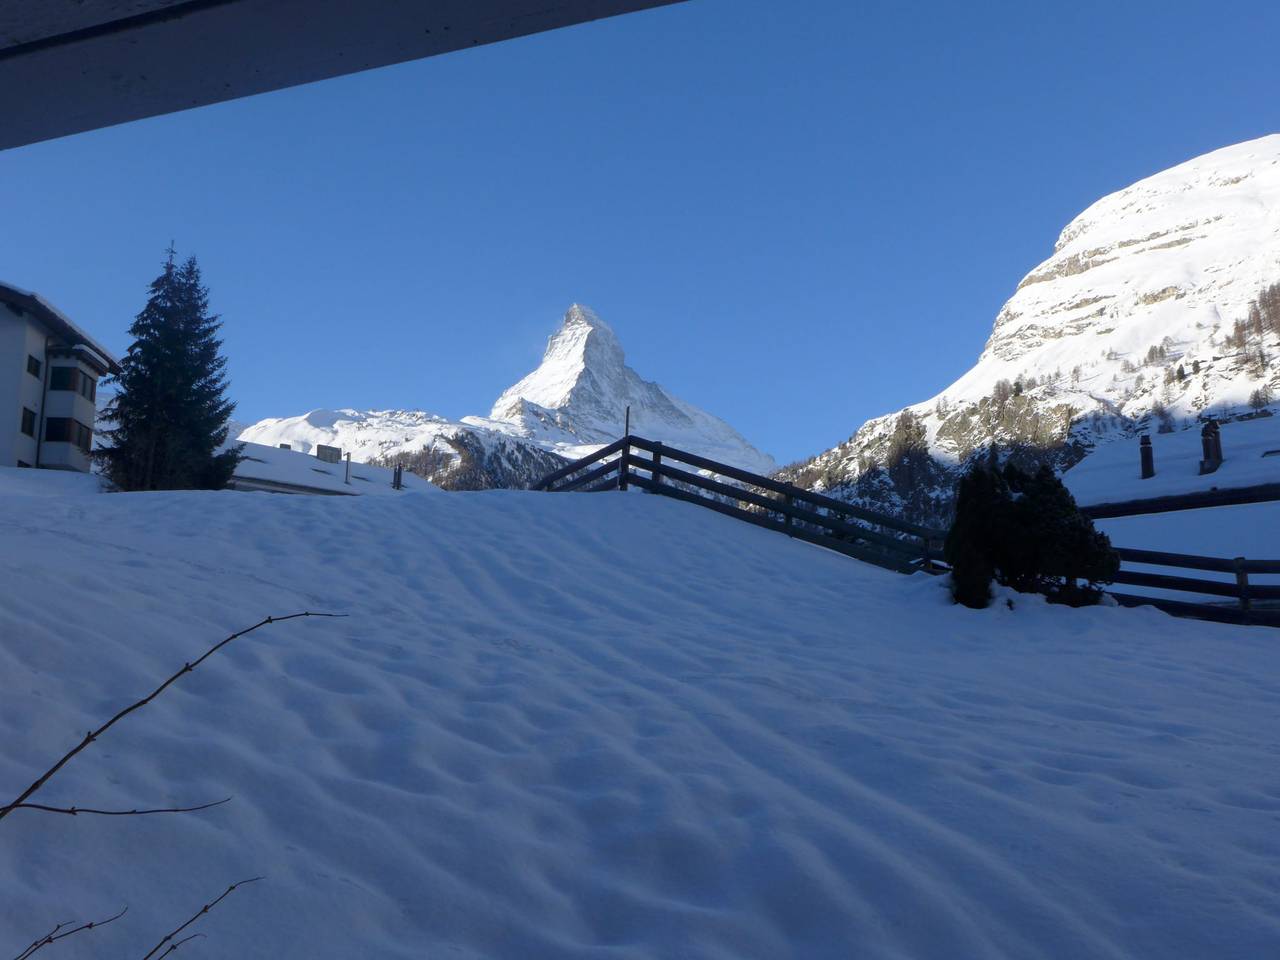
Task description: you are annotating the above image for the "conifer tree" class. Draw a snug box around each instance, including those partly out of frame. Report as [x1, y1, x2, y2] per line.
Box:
[98, 248, 241, 490]
[944, 465, 1005, 608]
[944, 462, 1117, 608]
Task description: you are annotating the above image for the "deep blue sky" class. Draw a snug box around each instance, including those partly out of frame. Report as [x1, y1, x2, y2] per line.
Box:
[3, 0, 1280, 463]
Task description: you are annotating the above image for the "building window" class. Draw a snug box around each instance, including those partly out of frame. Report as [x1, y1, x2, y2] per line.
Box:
[26, 355, 41, 378]
[45, 417, 93, 453]
[20, 407, 36, 437]
[49, 366, 97, 402]
[45, 417, 71, 443]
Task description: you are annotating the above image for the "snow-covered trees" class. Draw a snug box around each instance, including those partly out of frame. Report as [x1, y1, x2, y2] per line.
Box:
[98, 249, 241, 491]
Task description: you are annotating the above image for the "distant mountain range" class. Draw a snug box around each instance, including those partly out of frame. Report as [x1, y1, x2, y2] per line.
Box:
[242, 138, 1280, 510]
[780, 135, 1280, 525]
[238, 304, 775, 489]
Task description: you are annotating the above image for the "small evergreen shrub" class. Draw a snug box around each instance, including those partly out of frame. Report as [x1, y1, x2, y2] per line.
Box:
[944, 463, 1118, 609]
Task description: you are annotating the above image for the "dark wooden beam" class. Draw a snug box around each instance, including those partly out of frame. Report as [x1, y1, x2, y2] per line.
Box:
[0, 0, 685, 152]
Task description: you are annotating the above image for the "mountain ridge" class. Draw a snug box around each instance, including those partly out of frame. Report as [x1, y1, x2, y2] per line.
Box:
[238, 304, 775, 488]
[781, 135, 1280, 525]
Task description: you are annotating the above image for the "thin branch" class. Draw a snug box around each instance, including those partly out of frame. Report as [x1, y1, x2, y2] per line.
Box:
[0, 612, 344, 822]
[153, 933, 205, 958]
[7, 797, 231, 817]
[12, 906, 127, 960]
[140, 877, 263, 960]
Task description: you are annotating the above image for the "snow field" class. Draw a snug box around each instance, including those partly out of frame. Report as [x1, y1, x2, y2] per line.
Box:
[1, 482, 1279, 958]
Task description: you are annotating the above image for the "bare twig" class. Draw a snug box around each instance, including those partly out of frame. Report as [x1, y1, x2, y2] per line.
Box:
[153, 933, 204, 957]
[0, 612, 344, 822]
[140, 877, 263, 960]
[7, 797, 231, 817]
[12, 906, 127, 960]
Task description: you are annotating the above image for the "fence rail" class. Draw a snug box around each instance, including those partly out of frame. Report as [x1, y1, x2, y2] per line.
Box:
[1107, 546, 1280, 627]
[1081, 482, 1280, 519]
[534, 436, 1280, 628]
[533, 434, 946, 573]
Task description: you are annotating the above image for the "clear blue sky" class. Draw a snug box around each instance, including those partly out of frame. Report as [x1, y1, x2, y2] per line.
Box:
[3, 0, 1280, 463]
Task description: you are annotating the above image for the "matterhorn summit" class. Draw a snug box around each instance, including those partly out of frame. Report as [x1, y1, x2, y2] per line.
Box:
[239, 303, 775, 487]
[491, 304, 626, 421]
[483, 304, 776, 473]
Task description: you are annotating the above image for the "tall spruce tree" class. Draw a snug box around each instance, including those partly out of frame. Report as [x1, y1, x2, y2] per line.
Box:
[98, 249, 241, 490]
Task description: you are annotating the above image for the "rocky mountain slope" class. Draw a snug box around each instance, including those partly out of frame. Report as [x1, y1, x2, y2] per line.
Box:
[782, 135, 1280, 526]
[238, 304, 775, 489]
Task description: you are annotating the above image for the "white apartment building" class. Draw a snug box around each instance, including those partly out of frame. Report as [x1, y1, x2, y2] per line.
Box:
[0, 282, 120, 472]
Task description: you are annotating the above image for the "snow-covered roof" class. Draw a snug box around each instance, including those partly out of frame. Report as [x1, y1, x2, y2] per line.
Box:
[1064, 414, 1280, 505]
[229, 441, 436, 496]
[0, 281, 122, 373]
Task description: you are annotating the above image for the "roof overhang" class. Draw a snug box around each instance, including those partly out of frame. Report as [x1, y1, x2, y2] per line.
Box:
[0, 0, 685, 153]
[0, 282, 122, 373]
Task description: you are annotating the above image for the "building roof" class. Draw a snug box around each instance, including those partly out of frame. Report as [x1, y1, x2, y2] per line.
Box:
[0, 281, 121, 373]
[0, 1, 685, 152]
[229, 441, 437, 497]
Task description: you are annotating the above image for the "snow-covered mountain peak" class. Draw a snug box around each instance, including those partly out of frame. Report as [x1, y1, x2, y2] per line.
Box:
[239, 303, 776, 484]
[487, 304, 776, 473]
[782, 134, 1280, 525]
[490, 303, 626, 420]
[959, 133, 1280, 399]
[1050, 135, 1280, 260]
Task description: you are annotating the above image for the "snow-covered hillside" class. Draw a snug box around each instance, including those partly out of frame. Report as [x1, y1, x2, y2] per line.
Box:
[2, 475, 1280, 958]
[239, 305, 775, 487]
[785, 135, 1280, 524]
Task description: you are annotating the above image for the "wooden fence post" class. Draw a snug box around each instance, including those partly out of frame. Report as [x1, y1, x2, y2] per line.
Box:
[618, 438, 630, 492]
[783, 493, 793, 534]
[652, 441, 663, 488]
[922, 537, 936, 572]
[1235, 556, 1251, 616]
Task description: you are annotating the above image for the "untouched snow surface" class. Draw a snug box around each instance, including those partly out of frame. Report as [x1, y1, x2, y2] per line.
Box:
[2, 482, 1280, 958]
[0, 468, 106, 497]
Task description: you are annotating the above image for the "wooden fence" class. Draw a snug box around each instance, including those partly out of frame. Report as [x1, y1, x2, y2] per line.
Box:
[535, 436, 1280, 628]
[533, 434, 946, 573]
[1081, 482, 1280, 519]
[1108, 547, 1280, 627]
